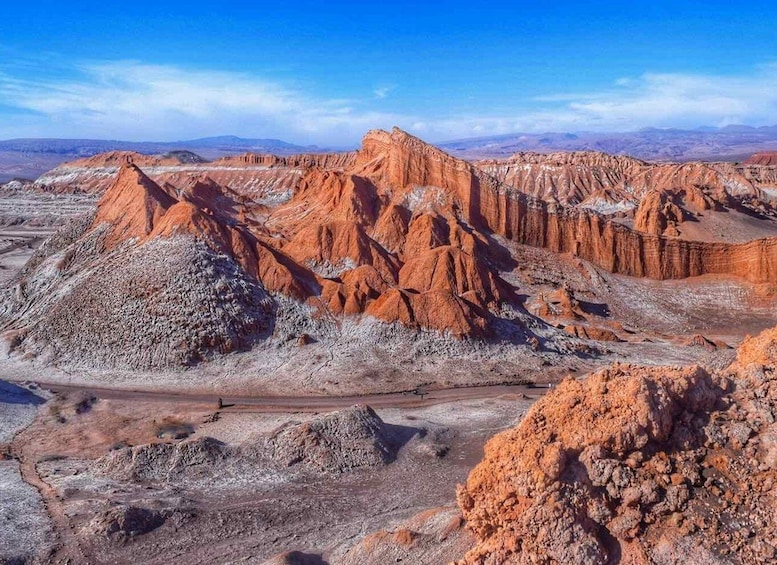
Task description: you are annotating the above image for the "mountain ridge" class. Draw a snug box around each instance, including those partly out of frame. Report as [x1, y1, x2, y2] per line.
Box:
[3, 127, 777, 373]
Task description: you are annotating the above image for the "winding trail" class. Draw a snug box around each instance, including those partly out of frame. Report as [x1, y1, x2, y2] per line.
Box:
[11, 420, 91, 563]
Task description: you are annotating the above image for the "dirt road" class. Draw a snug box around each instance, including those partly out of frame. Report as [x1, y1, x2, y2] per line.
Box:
[34, 381, 547, 412]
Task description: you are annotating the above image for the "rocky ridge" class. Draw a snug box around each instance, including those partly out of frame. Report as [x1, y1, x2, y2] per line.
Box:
[3, 128, 777, 369]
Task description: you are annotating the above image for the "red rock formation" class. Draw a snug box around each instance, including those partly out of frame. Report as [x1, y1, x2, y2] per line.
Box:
[463, 173, 777, 283]
[35, 127, 777, 343]
[398, 246, 502, 303]
[93, 165, 177, 248]
[745, 151, 777, 166]
[213, 151, 357, 170]
[534, 288, 585, 320]
[477, 152, 761, 207]
[682, 334, 724, 351]
[365, 288, 487, 338]
[562, 324, 622, 342]
[283, 220, 399, 281]
[478, 151, 645, 206]
[92, 164, 311, 300]
[66, 151, 201, 169]
[456, 325, 777, 563]
[633, 190, 684, 236]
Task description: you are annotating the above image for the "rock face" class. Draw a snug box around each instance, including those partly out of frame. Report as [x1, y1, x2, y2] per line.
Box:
[478, 151, 760, 207]
[478, 151, 648, 207]
[456, 326, 777, 564]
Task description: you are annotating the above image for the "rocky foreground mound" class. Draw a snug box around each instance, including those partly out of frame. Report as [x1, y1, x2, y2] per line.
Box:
[265, 405, 404, 473]
[456, 327, 777, 564]
[93, 405, 408, 481]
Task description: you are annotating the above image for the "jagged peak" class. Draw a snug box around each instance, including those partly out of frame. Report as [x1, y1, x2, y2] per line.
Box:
[361, 126, 458, 161]
[355, 126, 479, 196]
[93, 164, 178, 247]
[107, 164, 177, 207]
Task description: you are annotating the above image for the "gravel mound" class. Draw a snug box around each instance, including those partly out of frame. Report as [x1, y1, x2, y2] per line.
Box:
[2, 233, 274, 369]
[92, 406, 413, 484]
[261, 551, 327, 565]
[265, 405, 406, 473]
[93, 436, 229, 482]
[87, 505, 167, 539]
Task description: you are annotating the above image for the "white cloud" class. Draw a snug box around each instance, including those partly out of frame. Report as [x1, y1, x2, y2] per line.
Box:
[1, 60, 777, 144]
[0, 61, 405, 145]
[422, 66, 777, 139]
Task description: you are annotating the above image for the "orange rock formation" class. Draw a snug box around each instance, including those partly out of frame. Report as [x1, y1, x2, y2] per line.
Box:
[84, 128, 777, 339]
[745, 151, 777, 166]
[457, 325, 777, 563]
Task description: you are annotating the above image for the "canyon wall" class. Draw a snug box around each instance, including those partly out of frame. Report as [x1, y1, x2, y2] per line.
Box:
[465, 178, 777, 283]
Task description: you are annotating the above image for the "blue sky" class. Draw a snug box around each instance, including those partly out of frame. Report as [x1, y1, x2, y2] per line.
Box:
[1, 1, 777, 144]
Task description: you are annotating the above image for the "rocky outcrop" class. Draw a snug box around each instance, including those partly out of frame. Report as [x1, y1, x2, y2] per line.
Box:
[456, 326, 777, 564]
[63, 151, 206, 169]
[477, 151, 761, 207]
[93, 164, 177, 248]
[265, 405, 407, 473]
[33, 149, 355, 197]
[478, 151, 646, 206]
[633, 190, 685, 236]
[339, 506, 473, 565]
[94, 437, 230, 482]
[92, 406, 410, 482]
[86, 505, 168, 539]
[562, 324, 622, 342]
[461, 173, 777, 283]
[348, 129, 777, 284]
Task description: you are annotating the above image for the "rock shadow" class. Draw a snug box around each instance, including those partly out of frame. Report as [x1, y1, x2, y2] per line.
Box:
[0, 380, 45, 406]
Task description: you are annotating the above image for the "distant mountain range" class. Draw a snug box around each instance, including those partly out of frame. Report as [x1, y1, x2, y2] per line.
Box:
[0, 136, 327, 182]
[4, 125, 777, 183]
[0, 135, 322, 156]
[439, 125, 777, 162]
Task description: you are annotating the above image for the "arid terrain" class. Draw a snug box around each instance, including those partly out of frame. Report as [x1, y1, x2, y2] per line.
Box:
[1, 128, 776, 564]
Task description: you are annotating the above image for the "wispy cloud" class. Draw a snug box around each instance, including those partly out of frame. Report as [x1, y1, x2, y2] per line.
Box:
[0, 61, 405, 144]
[373, 85, 395, 100]
[431, 66, 777, 138]
[1, 60, 777, 143]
